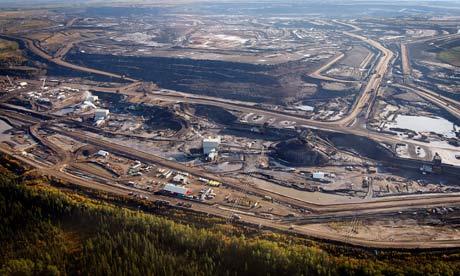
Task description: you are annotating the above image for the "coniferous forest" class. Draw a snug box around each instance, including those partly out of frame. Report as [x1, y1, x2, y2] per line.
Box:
[1, 156, 460, 276]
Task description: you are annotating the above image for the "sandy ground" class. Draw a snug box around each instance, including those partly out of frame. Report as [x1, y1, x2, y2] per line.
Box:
[301, 217, 460, 242]
[253, 177, 367, 205]
[0, 119, 13, 142]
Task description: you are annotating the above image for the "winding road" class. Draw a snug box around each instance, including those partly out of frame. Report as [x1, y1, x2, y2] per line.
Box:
[3, 19, 460, 248]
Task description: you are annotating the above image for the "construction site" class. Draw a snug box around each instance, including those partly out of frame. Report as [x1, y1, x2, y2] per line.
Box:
[3, 1, 460, 249]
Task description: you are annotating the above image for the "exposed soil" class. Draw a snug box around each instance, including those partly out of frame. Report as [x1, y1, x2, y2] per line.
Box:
[323, 132, 394, 161]
[0, 35, 126, 83]
[65, 51, 338, 105]
[92, 90, 186, 131]
[275, 138, 329, 166]
[191, 104, 237, 124]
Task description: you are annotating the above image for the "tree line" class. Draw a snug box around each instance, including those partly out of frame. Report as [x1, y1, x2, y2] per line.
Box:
[0, 160, 460, 276]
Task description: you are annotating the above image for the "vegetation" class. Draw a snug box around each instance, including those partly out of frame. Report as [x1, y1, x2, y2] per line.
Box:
[1, 156, 460, 275]
[16, 20, 51, 29]
[0, 38, 26, 66]
[438, 46, 460, 66]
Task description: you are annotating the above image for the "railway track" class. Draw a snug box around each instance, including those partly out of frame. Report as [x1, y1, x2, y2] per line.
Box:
[3, 20, 460, 248]
[5, 98, 460, 249]
[45, 124, 460, 215]
[5, 100, 460, 216]
[5, 139, 460, 249]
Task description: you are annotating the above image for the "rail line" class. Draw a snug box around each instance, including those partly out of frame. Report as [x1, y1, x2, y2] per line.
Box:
[3, 20, 460, 248]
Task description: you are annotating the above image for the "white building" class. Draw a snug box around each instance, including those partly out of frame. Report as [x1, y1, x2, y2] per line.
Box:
[81, 101, 97, 110]
[203, 136, 221, 155]
[172, 174, 188, 184]
[95, 119, 105, 127]
[312, 172, 325, 180]
[97, 150, 110, 157]
[86, 95, 99, 103]
[163, 183, 190, 196]
[207, 150, 218, 161]
[94, 108, 109, 121]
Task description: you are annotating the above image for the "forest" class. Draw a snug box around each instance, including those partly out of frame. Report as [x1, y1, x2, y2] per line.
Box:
[1, 155, 460, 276]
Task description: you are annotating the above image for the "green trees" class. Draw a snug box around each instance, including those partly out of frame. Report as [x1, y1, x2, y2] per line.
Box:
[0, 259, 35, 276]
[1, 163, 460, 276]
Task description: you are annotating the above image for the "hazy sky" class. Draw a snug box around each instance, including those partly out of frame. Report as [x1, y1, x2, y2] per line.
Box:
[3, 0, 460, 9]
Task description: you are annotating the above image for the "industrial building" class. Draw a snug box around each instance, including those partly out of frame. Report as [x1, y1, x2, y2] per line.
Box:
[312, 172, 325, 180]
[203, 136, 221, 160]
[207, 150, 218, 161]
[94, 109, 109, 121]
[97, 150, 109, 157]
[94, 108, 110, 126]
[172, 174, 188, 184]
[80, 101, 96, 111]
[203, 136, 221, 154]
[162, 183, 191, 196]
[86, 94, 99, 103]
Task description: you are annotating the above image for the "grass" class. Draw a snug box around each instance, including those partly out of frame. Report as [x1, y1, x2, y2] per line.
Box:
[17, 19, 52, 29]
[4, 19, 53, 33]
[0, 38, 26, 64]
[438, 46, 460, 66]
[0, 38, 18, 51]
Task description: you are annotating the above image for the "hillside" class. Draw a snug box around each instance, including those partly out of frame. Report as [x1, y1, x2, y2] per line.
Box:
[1, 156, 460, 275]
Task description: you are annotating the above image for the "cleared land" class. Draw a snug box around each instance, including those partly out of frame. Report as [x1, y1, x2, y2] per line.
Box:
[438, 46, 460, 66]
[0, 38, 25, 64]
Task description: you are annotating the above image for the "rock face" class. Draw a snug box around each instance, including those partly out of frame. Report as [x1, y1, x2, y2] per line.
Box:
[275, 138, 329, 166]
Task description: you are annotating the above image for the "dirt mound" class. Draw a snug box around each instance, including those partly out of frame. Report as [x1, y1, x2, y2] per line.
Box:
[193, 104, 237, 124]
[275, 138, 329, 166]
[135, 106, 185, 131]
[325, 132, 394, 161]
[92, 91, 185, 131]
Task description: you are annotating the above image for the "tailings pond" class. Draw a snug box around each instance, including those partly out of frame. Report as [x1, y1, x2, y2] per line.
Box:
[387, 115, 458, 138]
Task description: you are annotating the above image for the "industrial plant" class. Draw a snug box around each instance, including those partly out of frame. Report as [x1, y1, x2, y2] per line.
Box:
[2, 0, 460, 265]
